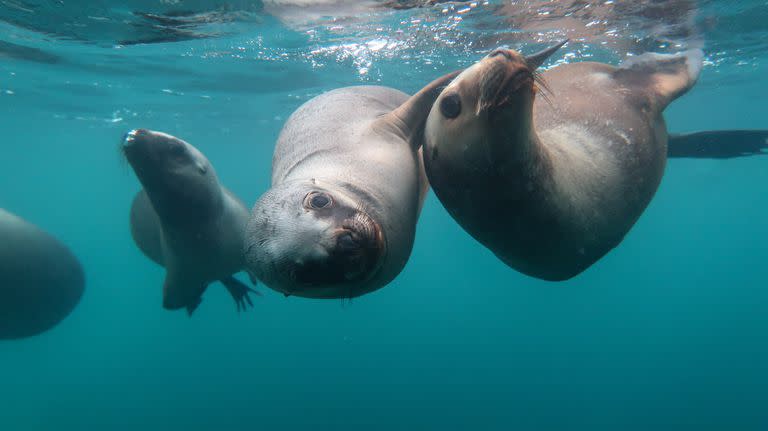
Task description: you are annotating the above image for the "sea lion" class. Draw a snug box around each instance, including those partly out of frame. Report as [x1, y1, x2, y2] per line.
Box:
[245, 74, 457, 299]
[422, 42, 706, 280]
[123, 129, 259, 314]
[667, 130, 768, 158]
[0, 209, 84, 339]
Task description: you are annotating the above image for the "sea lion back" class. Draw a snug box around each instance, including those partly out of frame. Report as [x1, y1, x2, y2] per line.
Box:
[271, 86, 409, 185]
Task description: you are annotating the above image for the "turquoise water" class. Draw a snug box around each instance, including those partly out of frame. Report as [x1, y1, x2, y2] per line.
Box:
[1, 1, 767, 429]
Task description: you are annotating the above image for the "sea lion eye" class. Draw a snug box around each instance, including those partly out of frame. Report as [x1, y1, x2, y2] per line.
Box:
[440, 93, 462, 119]
[305, 192, 333, 209]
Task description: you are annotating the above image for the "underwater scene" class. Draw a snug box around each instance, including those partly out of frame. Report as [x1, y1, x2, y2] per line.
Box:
[1, 0, 767, 429]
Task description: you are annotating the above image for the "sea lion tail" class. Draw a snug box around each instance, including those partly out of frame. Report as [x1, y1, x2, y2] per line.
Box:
[615, 48, 703, 109]
[668, 130, 768, 159]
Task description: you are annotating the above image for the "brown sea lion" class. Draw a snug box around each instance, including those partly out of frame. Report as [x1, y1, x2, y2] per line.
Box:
[422, 42, 705, 280]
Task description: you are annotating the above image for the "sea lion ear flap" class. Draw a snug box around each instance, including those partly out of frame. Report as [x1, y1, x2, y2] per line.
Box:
[524, 40, 568, 70]
[615, 49, 703, 109]
[376, 69, 463, 150]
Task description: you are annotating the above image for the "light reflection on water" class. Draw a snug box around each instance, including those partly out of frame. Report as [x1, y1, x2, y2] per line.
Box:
[0, 0, 765, 123]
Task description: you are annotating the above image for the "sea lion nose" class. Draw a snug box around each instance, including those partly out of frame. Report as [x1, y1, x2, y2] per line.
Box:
[489, 48, 513, 60]
[336, 232, 361, 253]
[122, 129, 147, 147]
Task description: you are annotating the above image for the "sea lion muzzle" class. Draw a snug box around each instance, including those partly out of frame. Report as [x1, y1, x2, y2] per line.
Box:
[478, 52, 535, 112]
[290, 213, 384, 287]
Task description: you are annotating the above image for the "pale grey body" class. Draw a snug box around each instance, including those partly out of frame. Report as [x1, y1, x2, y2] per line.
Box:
[129, 187, 249, 287]
[0, 209, 84, 339]
[245, 78, 457, 299]
[123, 129, 257, 313]
[424, 47, 702, 280]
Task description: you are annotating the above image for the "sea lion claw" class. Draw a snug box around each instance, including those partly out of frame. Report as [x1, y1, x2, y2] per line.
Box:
[220, 276, 259, 312]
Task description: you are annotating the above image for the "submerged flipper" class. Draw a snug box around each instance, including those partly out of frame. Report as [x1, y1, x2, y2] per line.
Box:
[220, 276, 261, 312]
[614, 49, 703, 110]
[668, 130, 768, 159]
[162, 272, 207, 317]
[186, 297, 202, 317]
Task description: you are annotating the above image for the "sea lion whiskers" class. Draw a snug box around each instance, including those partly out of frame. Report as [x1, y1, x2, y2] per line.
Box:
[533, 72, 554, 107]
[477, 49, 553, 113]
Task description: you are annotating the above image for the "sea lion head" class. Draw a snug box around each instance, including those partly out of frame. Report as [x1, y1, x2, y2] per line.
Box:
[122, 129, 222, 224]
[245, 180, 386, 299]
[424, 42, 566, 171]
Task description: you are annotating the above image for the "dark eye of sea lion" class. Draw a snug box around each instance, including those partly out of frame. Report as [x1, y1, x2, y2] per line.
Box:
[304, 192, 333, 210]
[440, 93, 462, 119]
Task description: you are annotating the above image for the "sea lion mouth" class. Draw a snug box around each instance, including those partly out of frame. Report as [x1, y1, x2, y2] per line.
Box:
[121, 128, 163, 169]
[478, 50, 536, 112]
[288, 211, 385, 291]
[120, 128, 141, 158]
[121, 128, 192, 185]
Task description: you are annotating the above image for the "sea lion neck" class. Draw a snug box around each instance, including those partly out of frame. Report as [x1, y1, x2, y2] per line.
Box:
[147, 182, 225, 229]
[486, 89, 543, 168]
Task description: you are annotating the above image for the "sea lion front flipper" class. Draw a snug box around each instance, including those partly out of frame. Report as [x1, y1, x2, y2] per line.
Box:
[377, 69, 463, 150]
[186, 297, 202, 316]
[129, 190, 164, 266]
[614, 49, 703, 109]
[246, 270, 259, 285]
[220, 276, 261, 312]
[667, 130, 768, 159]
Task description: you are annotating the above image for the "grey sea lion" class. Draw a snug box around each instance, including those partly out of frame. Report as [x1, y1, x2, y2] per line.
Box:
[0, 209, 84, 339]
[423, 43, 708, 280]
[245, 74, 457, 299]
[122, 129, 258, 314]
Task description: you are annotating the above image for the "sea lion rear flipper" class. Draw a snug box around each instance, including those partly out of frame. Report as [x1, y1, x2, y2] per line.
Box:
[220, 276, 261, 312]
[376, 69, 463, 150]
[668, 130, 768, 159]
[614, 49, 703, 109]
[186, 297, 202, 316]
[163, 272, 208, 316]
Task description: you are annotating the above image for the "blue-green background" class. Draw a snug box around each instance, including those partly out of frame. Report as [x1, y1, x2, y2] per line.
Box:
[1, 1, 766, 429]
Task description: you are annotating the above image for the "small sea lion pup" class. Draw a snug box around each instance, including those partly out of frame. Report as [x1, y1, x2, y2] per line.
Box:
[0, 209, 84, 339]
[245, 75, 458, 299]
[123, 129, 259, 314]
[423, 42, 719, 280]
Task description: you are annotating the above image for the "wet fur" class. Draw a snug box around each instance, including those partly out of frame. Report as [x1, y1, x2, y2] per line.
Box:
[125, 131, 253, 312]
